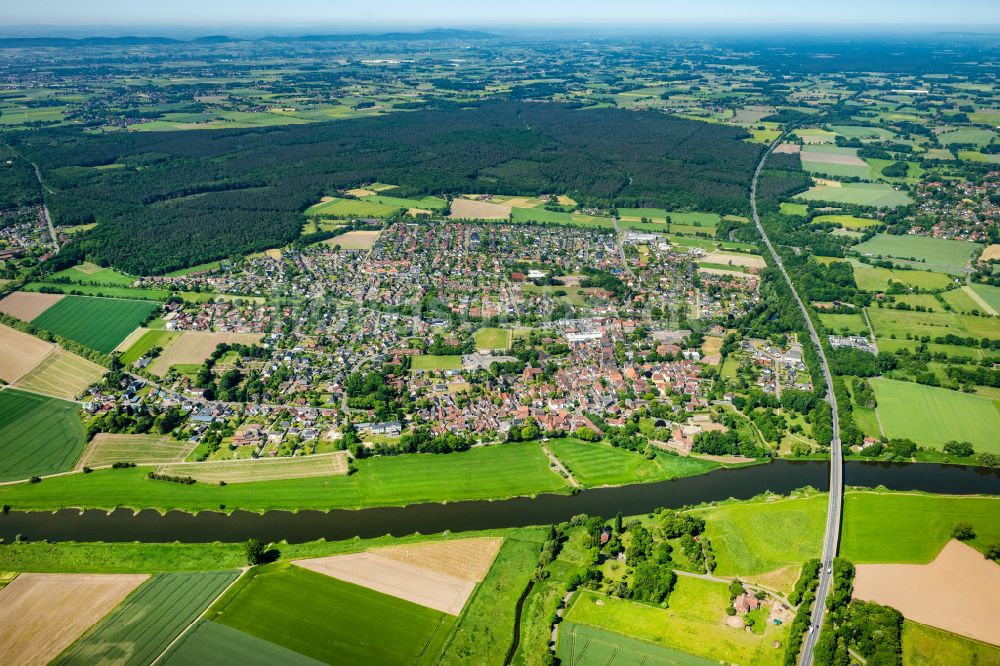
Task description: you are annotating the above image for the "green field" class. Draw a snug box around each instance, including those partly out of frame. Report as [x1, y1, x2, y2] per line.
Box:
[818, 312, 869, 335]
[510, 206, 613, 228]
[853, 234, 981, 274]
[54, 570, 240, 666]
[0, 441, 568, 512]
[305, 197, 401, 218]
[969, 282, 1000, 313]
[938, 127, 996, 146]
[779, 202, 808, 216]
[412, 354, 463, 370]
[210, 564, 454, 665]
[842, 492, 1000, 562]
[829, 125, 896, 140]
[31, 296, 159, 353]
[852, 264, 954, 291]
[119, 329, 177, 365]
[794, 182, 912, 207]
[25, 281, 173, 301]
[49, 263, 136, 286]
[558, 622, 716, 666]
[360, 193, 447, 210]
[474, 327, 512, 350]
[547, 438, 718, 487]
[617, 207, 669, 222]
[690, 493, 825, 576]
[867, 306, 999, 341]
[162, 621, 321, 666]
[565, 581, 788, 666]
[0, 389, 86, 482]
[901, 620, 1000, 666]
[813, 214, 879, 229]
[871, 378, 1000, 453]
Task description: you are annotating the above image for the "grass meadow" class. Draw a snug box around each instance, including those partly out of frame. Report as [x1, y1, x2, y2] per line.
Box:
[0, 442, 568, 512]
[689, 493, 825, 576]
[853, 234, 981, 274]
[852, 264, 954, 291]
[31, 296, 159, 353]
[565, 581, 788, 666]
[412, 354, 463, 370]
[0, 389, 85, 482]
[901, 621, 1000, 666]
[841, 492, 1000, 563]
[54, 570, 240, 666]
[161, 621, 320, 666]
[794, 182, 912, 207]
[305, 197, 400, 218]
[557, 622, 716, 666]
[546, 438, 717, 487]
[474, 327, 512, 350]
[870, 378, 1000, 453]
[209, 564, 454, 665]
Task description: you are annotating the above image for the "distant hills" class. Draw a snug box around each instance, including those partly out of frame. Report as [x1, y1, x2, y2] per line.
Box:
[0, 29, 500, 48]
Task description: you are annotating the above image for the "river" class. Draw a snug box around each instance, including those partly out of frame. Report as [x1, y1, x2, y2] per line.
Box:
[1, 460, 998, 543]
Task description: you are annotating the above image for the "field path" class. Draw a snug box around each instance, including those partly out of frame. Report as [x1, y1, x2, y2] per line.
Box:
[150, 567, 249, 666]
[541, 442, 580, 488]
[963, 285, 998, 316]
[861, 308, 879, 353]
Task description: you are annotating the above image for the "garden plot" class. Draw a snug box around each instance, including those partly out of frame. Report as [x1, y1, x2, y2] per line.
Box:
[853, 540, 1000, 646]
[0, 573, 148, 666]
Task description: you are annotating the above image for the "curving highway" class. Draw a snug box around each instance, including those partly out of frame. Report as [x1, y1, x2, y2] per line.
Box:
[749, 139, 843, 666]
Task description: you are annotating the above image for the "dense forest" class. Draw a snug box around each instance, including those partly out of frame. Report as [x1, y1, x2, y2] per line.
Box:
[5, 102, 778, 274]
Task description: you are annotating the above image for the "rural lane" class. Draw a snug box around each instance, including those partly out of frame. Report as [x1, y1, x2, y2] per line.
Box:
[749, 137, 843, 666]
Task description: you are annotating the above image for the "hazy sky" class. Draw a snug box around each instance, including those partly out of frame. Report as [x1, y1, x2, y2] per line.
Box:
[5, 0, 1000, 28]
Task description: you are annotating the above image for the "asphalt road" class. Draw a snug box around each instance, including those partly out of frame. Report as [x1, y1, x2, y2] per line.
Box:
[749, 138, 843, 666]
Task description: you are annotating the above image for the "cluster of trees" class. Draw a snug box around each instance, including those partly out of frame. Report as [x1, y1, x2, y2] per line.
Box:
[0, 149, 42, 211]
[692, 429, 769, 458]
[343, 425, 472, 460]
[11, 102, 795, 274]
[85, 405, 187, 440]
[783, 559, 821, 666]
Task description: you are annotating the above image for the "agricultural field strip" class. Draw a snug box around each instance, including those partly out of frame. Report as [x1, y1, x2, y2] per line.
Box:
[155, 451, 349, 483]
[0, 323, 54, 383]
[852, 540, 999, 646]
[12, 348, 106, 401]
[0, 573, 149, 666]
[53, 570, 241, 666]
[293, 552, 476, 615]
[0, 389, 87, 482]
[76, 433, 197, 470]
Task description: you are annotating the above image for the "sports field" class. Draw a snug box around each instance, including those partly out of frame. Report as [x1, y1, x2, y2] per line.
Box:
[13, 348, 105, 399]
[159, 452, 349, 483]
[412, 354, 463, 370]
[31, 296, 159, 353]
[871, 378, 1000, 452]
[564, 580, 788, 666]
[0, 389, 86, 482]
[690, 493, 825, 576]
[841, 492, 1000, 563]
[0, 441, 568, 512]
[854, 234, 981, 274]
[474, 327, 512, 350]
[794, 182, 912, 207]
[558, 622, 716, 666]
[119, 329, 178, 365]
[53, 570, 240, 666]
[161, 621, 320, 666]
[546, 438, 717, 487]
[210, 564, 454, 665]
[76, 433, 197, 469]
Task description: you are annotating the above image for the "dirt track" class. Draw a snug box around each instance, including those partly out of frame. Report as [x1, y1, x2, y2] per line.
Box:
[294, 552, 476, 615]
[0, 573, 148, 665]
[853, 540, 1000, 646]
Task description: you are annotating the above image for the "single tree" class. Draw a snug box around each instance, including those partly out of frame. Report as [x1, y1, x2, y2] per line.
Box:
[245, 538, 266, 565]
[951, 523, 976, 541]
